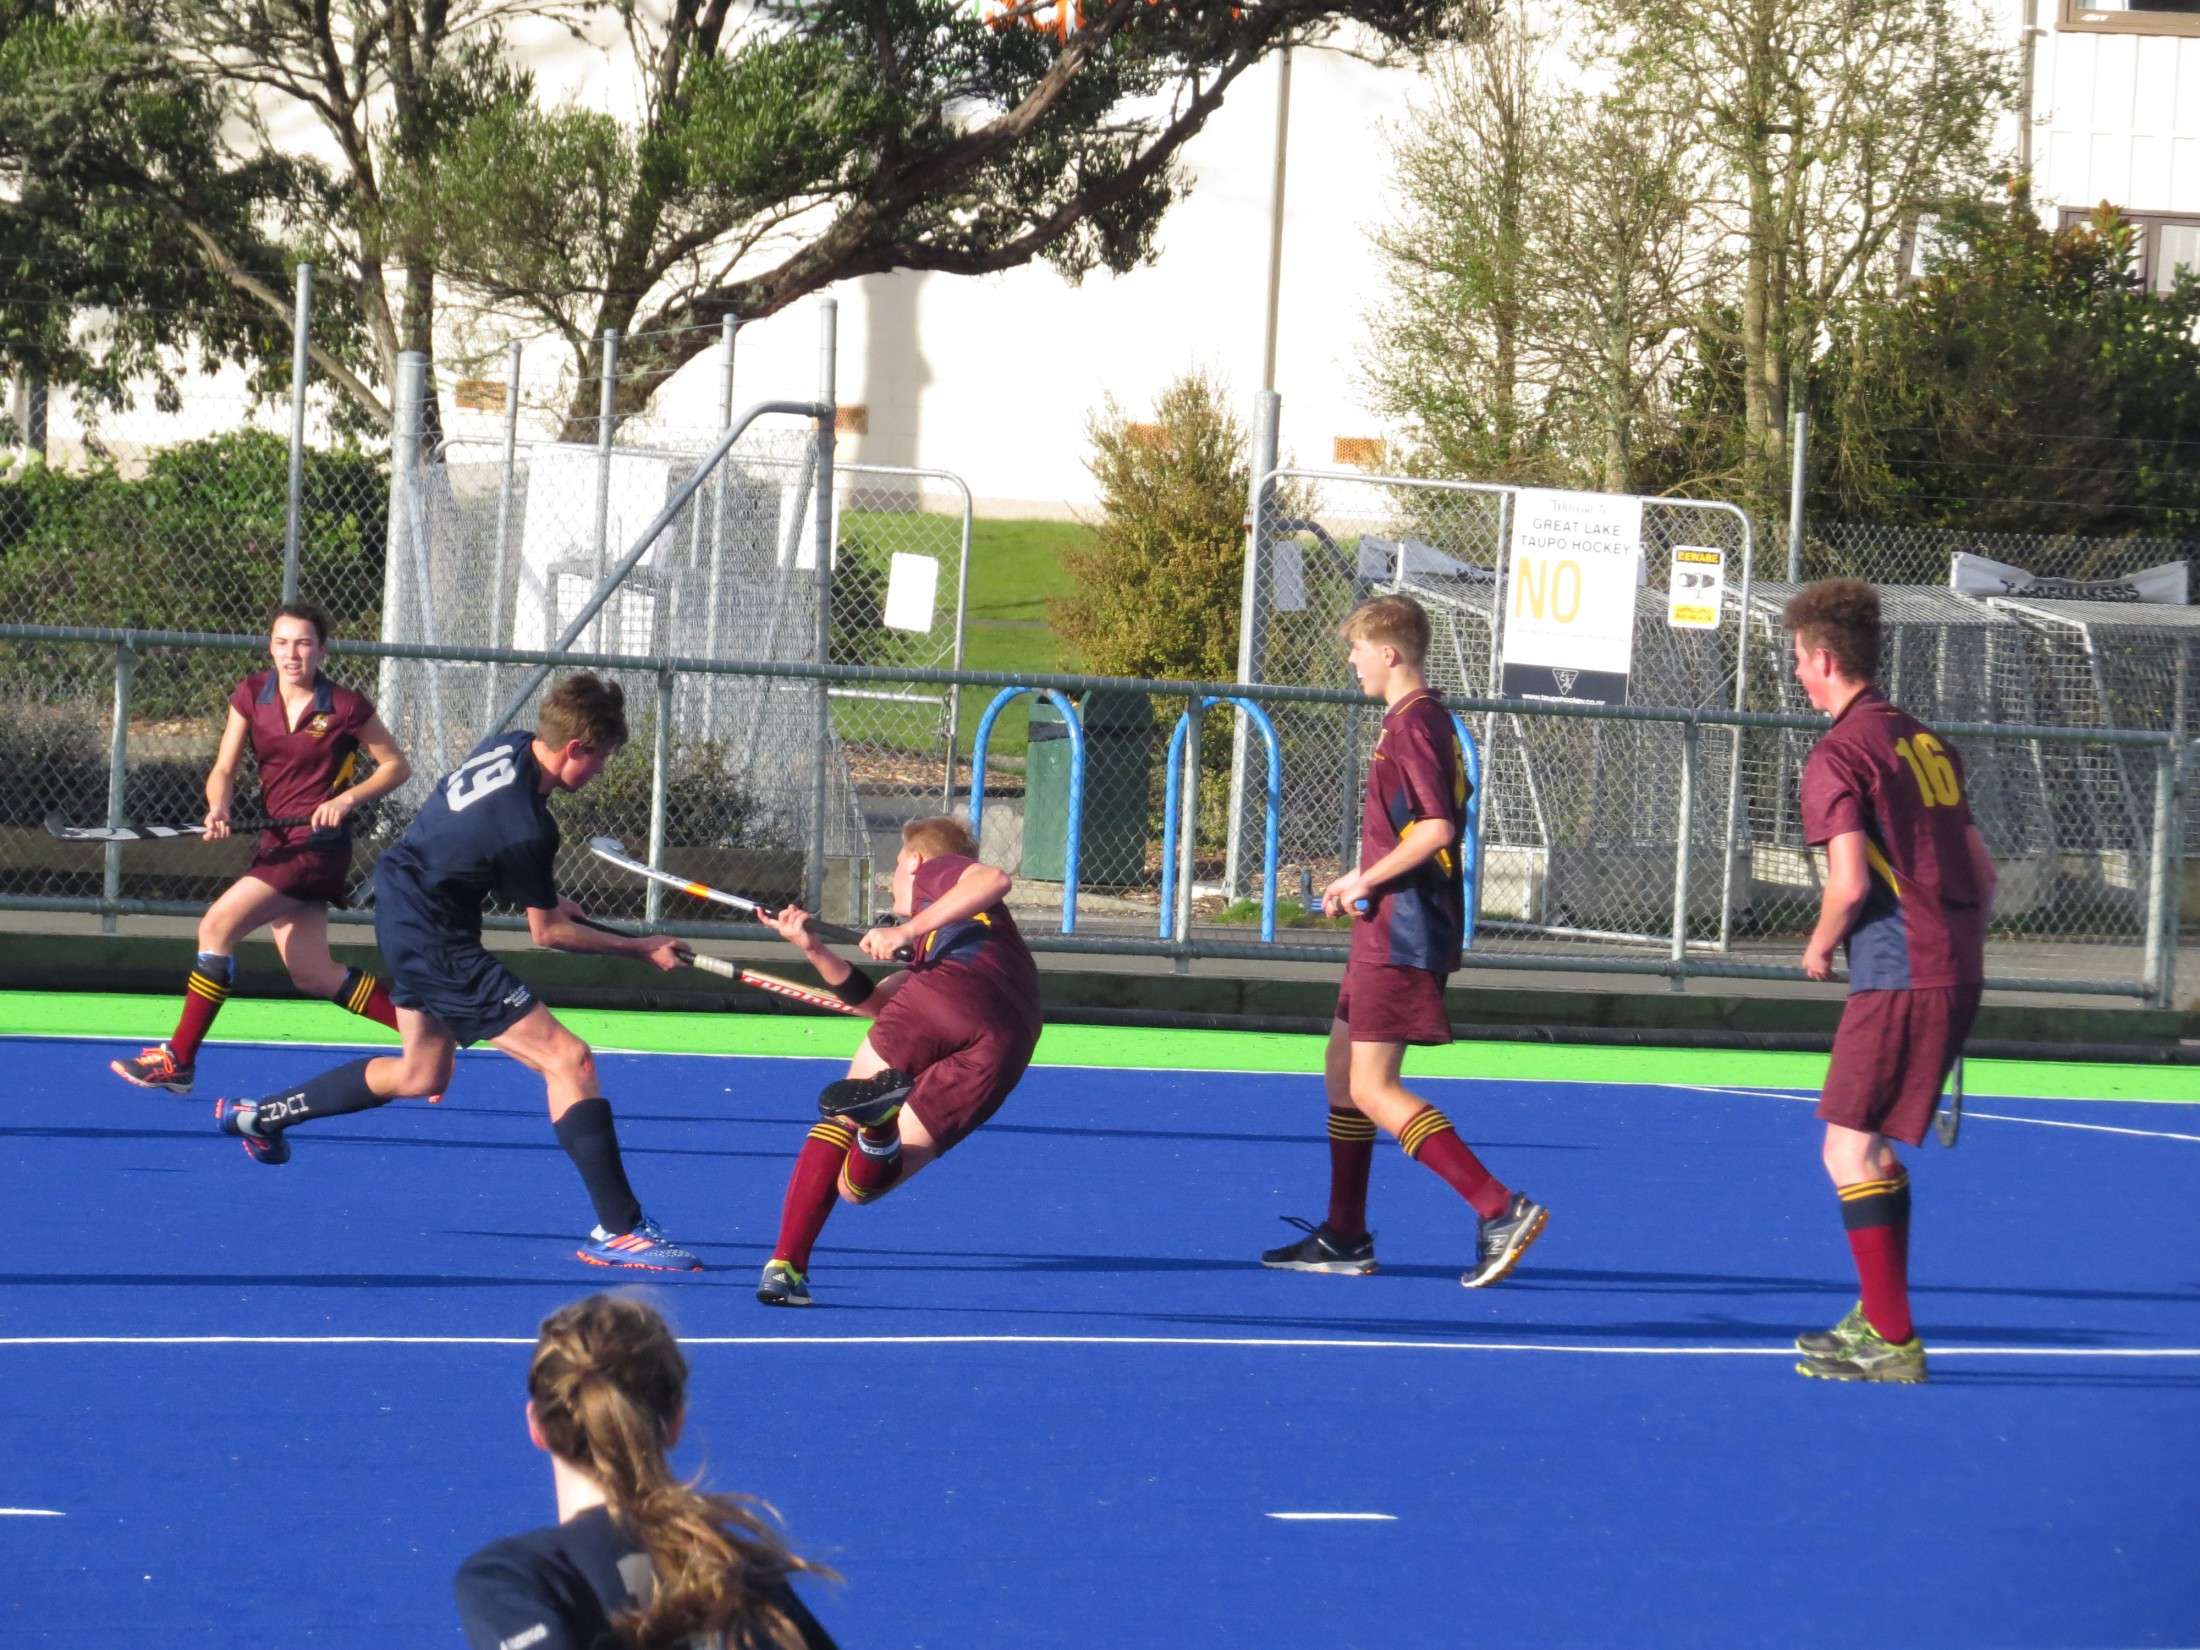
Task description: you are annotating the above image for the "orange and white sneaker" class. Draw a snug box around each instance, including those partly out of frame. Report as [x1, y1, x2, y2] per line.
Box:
[576, 1217, 702, 1272]
[111, 1043, 194, 1094]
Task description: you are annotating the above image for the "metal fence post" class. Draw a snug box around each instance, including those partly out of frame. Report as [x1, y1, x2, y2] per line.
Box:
[482, 340, 523, 727]
[593, 331, 620, 628]
[1224, 390, 1281, 898]
[647, 666, 675, 926]
[1174, 701, 1203, 969]
[703, 317, 738, 737]
[281, 262, 314, 603]
[808, 300, 837, 915]
[2144, 736, 2183, 1007]
[101, 639, 134, 934]
[1786, 408, 1807, 583]
[1670, 717, 1699, 982]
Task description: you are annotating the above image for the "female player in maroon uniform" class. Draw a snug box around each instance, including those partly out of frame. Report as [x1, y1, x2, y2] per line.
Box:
[109, 601, 414, 1094]
[752, 815, 1043, 1307]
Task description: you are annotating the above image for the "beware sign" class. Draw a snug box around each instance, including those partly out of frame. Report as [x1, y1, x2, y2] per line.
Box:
[1500, 488, 1643, 704]
[1668, 546, 1725, 630]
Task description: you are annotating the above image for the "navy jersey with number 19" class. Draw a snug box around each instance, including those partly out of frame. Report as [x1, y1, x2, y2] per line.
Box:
[373, 730, 562, 937]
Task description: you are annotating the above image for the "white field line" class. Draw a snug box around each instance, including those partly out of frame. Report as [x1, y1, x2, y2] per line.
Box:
[0, 1508, 64, 1516]
[1683, 1083, 2200, 1142]
[1267, 1512, 1397, 1522]
[0, 1334, 2195, 1358]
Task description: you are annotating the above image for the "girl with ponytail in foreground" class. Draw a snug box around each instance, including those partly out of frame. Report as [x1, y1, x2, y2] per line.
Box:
[454, 1294, 838, 1650]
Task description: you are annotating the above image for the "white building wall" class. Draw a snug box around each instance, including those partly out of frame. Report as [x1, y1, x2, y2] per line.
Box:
[2037, 28, 2200, 213]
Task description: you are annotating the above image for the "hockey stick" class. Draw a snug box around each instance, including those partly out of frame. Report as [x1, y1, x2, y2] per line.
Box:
[571, 915, 861, 1016]
[44, 810, 313, 844]
[1936, 1056, 1965, 1147]
[586, 835, 913, 960]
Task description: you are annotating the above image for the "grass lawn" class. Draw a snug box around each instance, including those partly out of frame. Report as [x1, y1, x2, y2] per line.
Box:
[956, 517, 1093, 757]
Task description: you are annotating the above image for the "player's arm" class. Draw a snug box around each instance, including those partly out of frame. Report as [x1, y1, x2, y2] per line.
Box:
[1801, 829, 1871, 981]
[761, 904, 908, 1018]
[1322, 818, 1455, 916]
[202, 706, 251, 840]
[311, 714, 412, 830]
[863, 861, 1012, 962]
[526, 899, 686, 972]
[1964, 823, 1997, 922]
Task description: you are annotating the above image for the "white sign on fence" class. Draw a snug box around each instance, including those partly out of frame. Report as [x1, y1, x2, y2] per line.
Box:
[1499, 488, 1643, 703]
[883, 552, 940, 633]
[1668, 546, 1725, 630]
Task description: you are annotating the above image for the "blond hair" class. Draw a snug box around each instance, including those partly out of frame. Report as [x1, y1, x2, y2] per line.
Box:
[527, 1294, 833, 1649]
[901, 815, 979, 861]
[1338, 594, 1431, 666]
[537, 673, 628, 752]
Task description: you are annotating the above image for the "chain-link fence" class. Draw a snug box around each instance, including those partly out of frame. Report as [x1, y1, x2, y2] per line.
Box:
[1232, 465, 1757, 950]
[2, 626, 2182, 1004]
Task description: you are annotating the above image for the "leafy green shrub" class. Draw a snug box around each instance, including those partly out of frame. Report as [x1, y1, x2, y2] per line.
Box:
[0, 431, 389, 716]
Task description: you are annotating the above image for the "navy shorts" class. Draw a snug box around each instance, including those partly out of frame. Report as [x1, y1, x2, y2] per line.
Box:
[372, 901, 537, 1048]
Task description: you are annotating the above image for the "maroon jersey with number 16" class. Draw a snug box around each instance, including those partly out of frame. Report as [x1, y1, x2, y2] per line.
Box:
[1799, 688, 1986, 990]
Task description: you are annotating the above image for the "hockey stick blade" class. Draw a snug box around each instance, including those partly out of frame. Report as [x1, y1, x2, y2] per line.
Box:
[1936, 1057, 1964, 1147]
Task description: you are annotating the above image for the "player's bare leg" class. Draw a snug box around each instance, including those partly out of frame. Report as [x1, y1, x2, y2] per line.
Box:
[1262, 1019, 1381, 1274]
[1797, 1121, 1923, 1382]
[1350, 1034, 1546, 1290]
[112, 877, 306, 1093]
[493, 1004, 699, 1272]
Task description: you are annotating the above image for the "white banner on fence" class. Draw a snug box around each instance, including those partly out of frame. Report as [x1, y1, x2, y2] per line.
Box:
[1668, 546, 1725, 630]
[1499, 488, 1642, 702]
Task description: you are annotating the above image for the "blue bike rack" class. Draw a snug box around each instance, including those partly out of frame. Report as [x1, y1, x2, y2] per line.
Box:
[1159, 696, 1283, 942]
[1454, 712, 1483, 951]
[969, 686, 1087, 934]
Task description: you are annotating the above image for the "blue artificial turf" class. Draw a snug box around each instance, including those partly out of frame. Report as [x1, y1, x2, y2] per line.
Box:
[3, 1036, 2195, 1648]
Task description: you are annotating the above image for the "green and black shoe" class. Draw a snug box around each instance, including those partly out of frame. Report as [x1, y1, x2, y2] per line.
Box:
[1795, 1318, 1928, 1384]
[1796, 1302, 1871, 1357]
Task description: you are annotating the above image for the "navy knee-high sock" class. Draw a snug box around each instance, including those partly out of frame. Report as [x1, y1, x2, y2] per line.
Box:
[252, 1057, 384, 1132]
[554, 1098, 644, 1235]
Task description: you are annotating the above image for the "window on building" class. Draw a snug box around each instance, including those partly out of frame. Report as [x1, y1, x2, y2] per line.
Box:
[2059, 0, 2200, 37]
[2057, 209, 2200, 294]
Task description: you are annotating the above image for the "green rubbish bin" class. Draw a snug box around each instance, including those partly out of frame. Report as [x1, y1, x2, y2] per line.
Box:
[1022, 690, 1152, 884]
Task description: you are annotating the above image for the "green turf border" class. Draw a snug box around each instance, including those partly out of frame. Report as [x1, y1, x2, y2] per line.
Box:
[11, 991, 2200, 1104]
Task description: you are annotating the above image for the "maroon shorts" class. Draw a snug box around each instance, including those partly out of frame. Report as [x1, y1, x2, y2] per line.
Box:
[243, 840, 353, 906]
[1817, 984, 1982, 1146]
[1335, 961, 1453, 1046]
[866, 970, 1041, 1153]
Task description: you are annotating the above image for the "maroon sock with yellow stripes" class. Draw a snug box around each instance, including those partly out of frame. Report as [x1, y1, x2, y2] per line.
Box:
[1325, 1107, 1377, 1236]
[1840, 1170, 1913, 1344]
[772, 1121, 854, 1273]
[168, 954, 234, 1065]
[333, 967, 400, 1031]
[1399, 1108, 1510, 1220]
[839, 1125, 905, 1203]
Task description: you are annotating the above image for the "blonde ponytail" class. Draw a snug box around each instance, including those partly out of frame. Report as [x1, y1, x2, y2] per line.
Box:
[528, 1295, 834, 1649]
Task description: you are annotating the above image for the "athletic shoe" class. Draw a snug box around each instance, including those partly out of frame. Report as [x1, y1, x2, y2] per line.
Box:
[576, 1217, 703, 1273]
[756, 1259, 813, 1308]
[1460, 1192, 1549, 1289]
[1795, 1322, 1928, 1384]
[213, 1097, 291, 1166]
[1796, 1302, 1871, 1357]
[1260, 1216, 1378, 1275]
[112, 1043, 193, 1094]
[817, 1067, 915, 1130]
